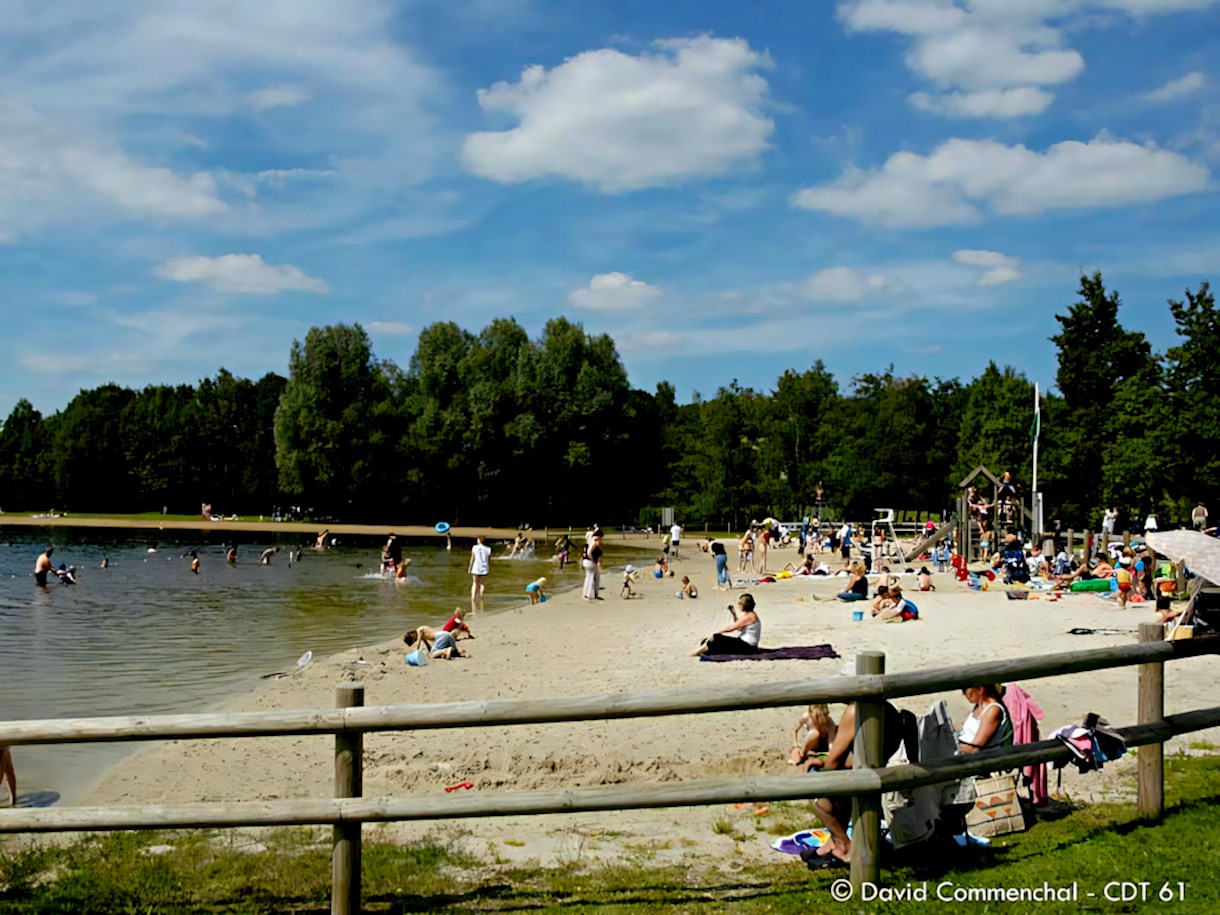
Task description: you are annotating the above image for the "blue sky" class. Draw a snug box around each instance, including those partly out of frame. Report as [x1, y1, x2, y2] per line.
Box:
[1, 0, 1217, 414]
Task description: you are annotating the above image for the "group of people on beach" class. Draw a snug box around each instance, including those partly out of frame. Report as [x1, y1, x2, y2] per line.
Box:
[403, 609, 475, 660]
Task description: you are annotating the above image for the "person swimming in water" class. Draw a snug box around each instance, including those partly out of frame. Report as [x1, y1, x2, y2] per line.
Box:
[190, 551, 200, 574]
[226, 545, 238, 564]
[260, 546, 280, 565]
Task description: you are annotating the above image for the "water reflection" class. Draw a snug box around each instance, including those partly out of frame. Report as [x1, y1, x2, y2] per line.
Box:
[0, 528, 654, 803]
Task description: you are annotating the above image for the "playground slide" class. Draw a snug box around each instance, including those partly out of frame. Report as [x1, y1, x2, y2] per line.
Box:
[904, 516, 956, 562]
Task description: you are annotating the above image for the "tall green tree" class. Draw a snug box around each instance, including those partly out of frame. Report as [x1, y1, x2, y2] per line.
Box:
[274, 324, 398, 518]
[1164, 281, 1220, 518]
[1047, 273, 1157, 527]
[50, 384, 136, 511]
[0, 399, 51, 509]
[120, 384, 196, 511]
[953, 363, 1036, 487]
[760, 363, 840, 517]
[822, 371, 939, 518]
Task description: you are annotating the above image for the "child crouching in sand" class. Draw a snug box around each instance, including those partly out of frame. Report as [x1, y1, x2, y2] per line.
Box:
[681, 576, 698, 598]
[790, 704, 838, 769]
[526, 577, 547, 604]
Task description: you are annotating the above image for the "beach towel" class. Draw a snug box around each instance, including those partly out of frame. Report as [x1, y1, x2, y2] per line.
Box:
[699, 644, 839, 662]
[770, 828, 832, 855]
[1004, 683, 1048, 807]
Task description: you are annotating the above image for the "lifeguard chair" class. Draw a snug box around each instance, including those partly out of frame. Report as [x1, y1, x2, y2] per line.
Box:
[869, 508, 902, 569]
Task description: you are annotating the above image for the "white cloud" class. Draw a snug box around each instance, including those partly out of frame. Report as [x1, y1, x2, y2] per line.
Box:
[952, 249, 1016, 268]
[156, 254, 329, 294]
[1144, 72, 1207, 103]
[837, 1, 1216, 119]
[254, 168, 336, 185]
[0, 1, 443, 238]
[368, 321, 412, 334]
[953, 249, 1024, 285]
[248, 85, 311, 110]
[910, 87, 1053, 118]
[568, 272, 662, 310]
[792, 136, 1210, 228]
[54, 291, 99, 306]
[462, 36, 774, 192]
[0, 102, 228, 236]
[803, 267, 891, 302]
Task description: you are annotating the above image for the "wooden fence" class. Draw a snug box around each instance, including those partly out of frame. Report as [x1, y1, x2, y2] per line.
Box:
[1, 626, 1217, 914]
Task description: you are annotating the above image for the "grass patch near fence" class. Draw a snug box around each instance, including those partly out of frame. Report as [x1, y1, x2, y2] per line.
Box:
[1, 755, 1216, 913]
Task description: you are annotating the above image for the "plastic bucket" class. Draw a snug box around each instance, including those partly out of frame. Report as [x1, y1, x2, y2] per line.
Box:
[852, 610, 864, 622]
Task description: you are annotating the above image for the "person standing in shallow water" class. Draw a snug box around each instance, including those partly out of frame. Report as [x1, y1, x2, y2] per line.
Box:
[34, 546, 63, 586]
[469, 534, 491, 602]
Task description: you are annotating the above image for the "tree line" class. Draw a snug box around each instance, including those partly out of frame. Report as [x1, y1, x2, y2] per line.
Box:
[0, 274, 1215, 531]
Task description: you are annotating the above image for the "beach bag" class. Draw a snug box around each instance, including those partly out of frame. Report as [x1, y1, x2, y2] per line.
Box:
[405, 648, 428, 667]
[965, 773, 1029, 837]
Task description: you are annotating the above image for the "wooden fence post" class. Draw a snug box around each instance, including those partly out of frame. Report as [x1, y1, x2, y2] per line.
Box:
[1137, 624, 1164, 819]
[850, 651, 885, 893]
[333, 684, 364, 915]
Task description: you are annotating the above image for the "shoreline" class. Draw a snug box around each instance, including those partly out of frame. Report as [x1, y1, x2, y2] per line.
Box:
[78, 550, 1219, 868]
[0, 515, 643, 542]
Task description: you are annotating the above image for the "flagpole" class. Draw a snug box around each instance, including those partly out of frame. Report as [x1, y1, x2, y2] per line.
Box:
[1032, 382, 1039, 495]
[1032, 383, 1041, 536]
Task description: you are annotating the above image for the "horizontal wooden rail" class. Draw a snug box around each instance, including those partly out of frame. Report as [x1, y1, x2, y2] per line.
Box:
[1, 638, 1216, 748]
[2, 707, 1216, 835]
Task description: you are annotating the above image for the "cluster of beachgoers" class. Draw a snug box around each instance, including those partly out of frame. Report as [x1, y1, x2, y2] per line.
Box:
[10, 512, 1212, 869]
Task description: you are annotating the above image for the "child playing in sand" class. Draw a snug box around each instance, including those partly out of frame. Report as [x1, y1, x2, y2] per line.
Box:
[525, 577, 547, 604]
[789, 704, 838, 768]
[681, 576, 698, 598]
[654, 557, 672, 578]
[917, 567, 935, 592]
[621, 565, 637, 598]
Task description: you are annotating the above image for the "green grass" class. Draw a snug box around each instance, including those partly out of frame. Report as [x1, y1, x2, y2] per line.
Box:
[1, 756, 1217, 912]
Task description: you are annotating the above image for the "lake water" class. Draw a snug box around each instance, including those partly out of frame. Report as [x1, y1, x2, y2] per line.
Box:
[0, 527, 655, 804]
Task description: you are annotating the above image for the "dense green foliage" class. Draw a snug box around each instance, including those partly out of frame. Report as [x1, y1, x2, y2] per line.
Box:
[0, 274, 1213, 528]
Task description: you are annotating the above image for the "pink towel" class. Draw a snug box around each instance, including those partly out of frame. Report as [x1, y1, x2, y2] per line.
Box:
[1005, 682, 1049, 805]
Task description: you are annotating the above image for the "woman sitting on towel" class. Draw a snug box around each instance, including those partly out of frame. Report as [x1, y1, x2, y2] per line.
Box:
[691, 593, 760, 656]
[958, 684, 1012, 753]
[835, 562, 869, 602]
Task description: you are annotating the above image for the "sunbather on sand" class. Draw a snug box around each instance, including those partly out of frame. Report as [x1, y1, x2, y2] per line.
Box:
[1055, 556, 1113, 589]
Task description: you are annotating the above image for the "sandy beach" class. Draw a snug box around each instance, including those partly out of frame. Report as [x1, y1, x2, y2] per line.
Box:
[83, 550, 1217, 868]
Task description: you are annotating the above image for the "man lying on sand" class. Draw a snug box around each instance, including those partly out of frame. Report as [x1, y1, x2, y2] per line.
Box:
[404, 626, 468, 660]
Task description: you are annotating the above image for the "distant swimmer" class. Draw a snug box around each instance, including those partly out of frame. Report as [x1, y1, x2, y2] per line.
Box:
[293, 546, 302, 562]
[226, 545, 238, 564]
[315, 529, 330, 549]
[34, 546, 64, 586]
[395, 557, 412, 583]
[100, 557, 109, 570]
[190, 551, 200, 574]
[260, 546, 280, 565]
